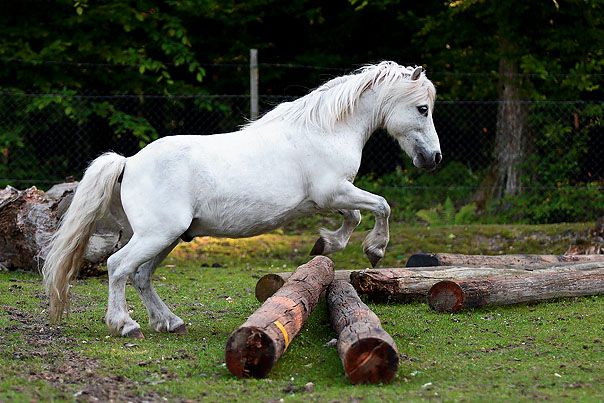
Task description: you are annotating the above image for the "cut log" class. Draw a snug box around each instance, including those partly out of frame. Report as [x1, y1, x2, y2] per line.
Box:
[406, 252, 604, 268]
[255, 269, 353, 302]
[225, 256, 334, 378]
[428, 262, 604, 313]
[350, 263, 604, 302]
[327, 280, 399, 384]
[0, 183, 126, 274]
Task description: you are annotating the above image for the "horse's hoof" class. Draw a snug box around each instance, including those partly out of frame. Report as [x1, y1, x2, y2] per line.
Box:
[366, 251, 382, 268]
[170, 323, 187, 335]
[124, 328, 145, 339]
[310, 237, 326, 255]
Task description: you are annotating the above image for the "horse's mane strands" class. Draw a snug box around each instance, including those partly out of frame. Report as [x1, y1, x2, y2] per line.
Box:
[244, 61, 435, 131]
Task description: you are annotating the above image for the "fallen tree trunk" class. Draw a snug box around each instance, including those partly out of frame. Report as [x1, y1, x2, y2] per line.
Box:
[225, 256, 334, 378]
[406, 252, 604, 268]
[0, 183, 125, 274]
[428, 262, 604, 313]
[350, 263, 604, 302]
[327, 280, 399, 384]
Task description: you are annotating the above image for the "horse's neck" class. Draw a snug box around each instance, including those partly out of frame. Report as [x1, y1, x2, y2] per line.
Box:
[332, 89, 382, 149]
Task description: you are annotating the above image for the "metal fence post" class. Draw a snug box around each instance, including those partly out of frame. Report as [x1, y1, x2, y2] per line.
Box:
[250, 49, 259, 121]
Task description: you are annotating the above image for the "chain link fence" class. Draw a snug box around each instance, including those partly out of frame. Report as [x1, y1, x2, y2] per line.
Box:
[1, 92, 601, 185]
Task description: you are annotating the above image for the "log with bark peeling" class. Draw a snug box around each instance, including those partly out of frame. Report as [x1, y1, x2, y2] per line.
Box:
[225, 256, 334, 378]
[327, 280, 399, 384]
[350, 263, 604, 302]
[428, 262, 604, 313]
[406, 252, 604, 268]
[0, 183, 125, 273]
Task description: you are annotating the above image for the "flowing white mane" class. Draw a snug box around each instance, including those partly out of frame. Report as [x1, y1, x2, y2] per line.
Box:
[245, 61, 436, 131]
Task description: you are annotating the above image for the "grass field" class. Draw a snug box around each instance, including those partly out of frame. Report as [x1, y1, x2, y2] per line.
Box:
[1, 220, 603, 402]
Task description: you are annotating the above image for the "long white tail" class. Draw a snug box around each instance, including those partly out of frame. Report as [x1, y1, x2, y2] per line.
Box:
[43, 152, 127, 322]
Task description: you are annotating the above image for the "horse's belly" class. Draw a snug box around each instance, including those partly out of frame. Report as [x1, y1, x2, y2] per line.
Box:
[187, 197, 319, 238]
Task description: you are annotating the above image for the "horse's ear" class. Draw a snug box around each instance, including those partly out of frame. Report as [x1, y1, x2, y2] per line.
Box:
[411, 66, 423, 81]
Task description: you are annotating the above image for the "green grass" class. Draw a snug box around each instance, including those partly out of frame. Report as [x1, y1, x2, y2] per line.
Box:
[1, 222, 603, 401]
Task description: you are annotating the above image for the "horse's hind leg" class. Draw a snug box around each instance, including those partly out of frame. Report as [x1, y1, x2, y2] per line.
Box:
[130, 240, 186, 334]
[105, 233, 178, 338]
[310, 209, 361, 255]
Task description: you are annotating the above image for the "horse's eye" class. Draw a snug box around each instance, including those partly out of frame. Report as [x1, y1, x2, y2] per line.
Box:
[417, 105, 429, 116]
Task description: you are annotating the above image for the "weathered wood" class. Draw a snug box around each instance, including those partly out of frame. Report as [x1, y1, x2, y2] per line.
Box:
[350, 263, 604, 302]
[428, 262, 604, 313]
[225, 256, 334, 378]
[255, 269, 353, 302]
[0, 183, 125, 273]
[406, 252, 604, 268]
[327, 280, 399, 384]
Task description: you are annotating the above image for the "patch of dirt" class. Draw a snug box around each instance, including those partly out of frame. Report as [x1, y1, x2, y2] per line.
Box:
[1, 304, 166, 402]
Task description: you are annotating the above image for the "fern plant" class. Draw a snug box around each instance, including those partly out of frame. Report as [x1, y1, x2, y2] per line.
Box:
[416, 197, 478, 226]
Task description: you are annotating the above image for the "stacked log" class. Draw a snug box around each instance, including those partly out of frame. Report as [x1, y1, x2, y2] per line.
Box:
[428, 262, 604, 313]
[406, 252, 604, 268]
[225, 256, 334, 378]
[327, 280, 398, 384]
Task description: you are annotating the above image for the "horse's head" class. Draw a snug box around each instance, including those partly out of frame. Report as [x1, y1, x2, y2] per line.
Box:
[382, 66, 441, 170]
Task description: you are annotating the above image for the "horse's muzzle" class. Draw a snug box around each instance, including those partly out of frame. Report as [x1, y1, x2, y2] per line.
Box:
[413, 150, 442, 171]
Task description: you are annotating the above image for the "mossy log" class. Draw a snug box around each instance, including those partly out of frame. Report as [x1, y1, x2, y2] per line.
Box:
[327, 280, 399, 384]
[225, 256, 334, 378]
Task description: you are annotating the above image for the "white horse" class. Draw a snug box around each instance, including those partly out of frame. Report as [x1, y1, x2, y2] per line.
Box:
[43, 61, 441, 338]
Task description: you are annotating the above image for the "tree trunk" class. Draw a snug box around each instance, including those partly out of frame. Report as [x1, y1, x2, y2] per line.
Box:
[225, 256, 334, 378]
[428, 262, 604, 313]
[493, 52, 527, 198]
[0, 183, 125, 274]
[349, 263, 604, 302]
[406, 252, 604, 268]
[475, 38, 528, 207]
[327, 280, 399, 384]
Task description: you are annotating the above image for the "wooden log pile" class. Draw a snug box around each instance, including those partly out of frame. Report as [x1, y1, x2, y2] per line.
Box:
[0, 183, 125, 273]
[233, 252, 604, 382]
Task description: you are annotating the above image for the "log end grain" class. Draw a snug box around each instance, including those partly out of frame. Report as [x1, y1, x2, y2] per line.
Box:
[343, 336, 399, 384]
[406, 253, 440, 267]
[225, 326, 276, 378]
[427, 280, 465, 313]
[255, 273, 286, 302]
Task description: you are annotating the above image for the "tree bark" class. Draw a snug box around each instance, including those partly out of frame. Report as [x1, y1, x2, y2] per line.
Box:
[428, 262, 604, 313]
[350, 263, 604, 302]
[0, 183, 125, 274]
[327, 280, 399, 384]
[406, 252, 604, 268]
[225, 256, 334, 378]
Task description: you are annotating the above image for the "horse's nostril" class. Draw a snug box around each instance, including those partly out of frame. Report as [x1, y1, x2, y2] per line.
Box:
[434, 152, 442, 165]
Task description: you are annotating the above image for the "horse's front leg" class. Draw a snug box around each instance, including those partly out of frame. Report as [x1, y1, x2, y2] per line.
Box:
[316, 182, 390, 267]
[310, 209, 362, 255]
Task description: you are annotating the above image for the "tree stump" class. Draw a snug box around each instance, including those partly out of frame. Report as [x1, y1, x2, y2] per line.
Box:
[0, 183, 125, 274]
[327, 280, 399, 384]
[406, 252, 604, 268]
[225, 256, 334, 378]
[428, 262, 604, 313]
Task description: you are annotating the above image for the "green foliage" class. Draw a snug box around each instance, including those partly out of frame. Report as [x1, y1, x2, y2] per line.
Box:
[491, 182, 604, 224]
[416, 196, 478, 226]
